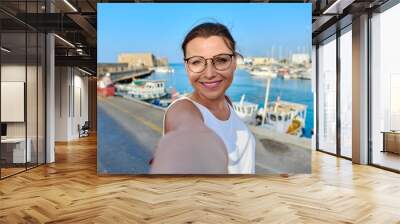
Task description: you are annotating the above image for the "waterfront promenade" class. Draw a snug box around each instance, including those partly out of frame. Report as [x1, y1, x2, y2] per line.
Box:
[98, 96, 311, 174]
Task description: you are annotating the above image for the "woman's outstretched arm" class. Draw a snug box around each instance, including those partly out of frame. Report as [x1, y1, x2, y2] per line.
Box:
[150, 100, 228, 174]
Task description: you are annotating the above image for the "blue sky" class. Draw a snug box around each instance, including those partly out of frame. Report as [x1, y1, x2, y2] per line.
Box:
[98, 3, 311, 64]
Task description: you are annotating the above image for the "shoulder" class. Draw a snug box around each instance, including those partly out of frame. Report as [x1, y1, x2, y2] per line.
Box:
[164, 98, 204, 134]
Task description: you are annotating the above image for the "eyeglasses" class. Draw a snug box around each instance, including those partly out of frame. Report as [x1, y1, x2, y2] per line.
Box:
[184, 53, 235, 73]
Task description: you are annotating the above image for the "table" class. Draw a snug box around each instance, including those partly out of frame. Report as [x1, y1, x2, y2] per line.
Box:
[381, 131, 400, 154]
[1, 138, 31, 163]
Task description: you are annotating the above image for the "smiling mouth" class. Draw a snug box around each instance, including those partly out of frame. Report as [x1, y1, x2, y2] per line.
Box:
[200, 80, 223, 89]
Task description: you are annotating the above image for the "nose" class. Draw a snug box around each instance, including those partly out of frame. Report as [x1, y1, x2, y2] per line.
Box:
[203, 59, 216, 78]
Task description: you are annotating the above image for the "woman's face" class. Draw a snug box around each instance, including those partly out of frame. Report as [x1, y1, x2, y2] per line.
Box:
[184, 36, 236, 101]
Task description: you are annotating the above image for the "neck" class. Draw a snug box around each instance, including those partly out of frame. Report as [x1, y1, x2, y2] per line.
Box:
[191, 91, 226, 111]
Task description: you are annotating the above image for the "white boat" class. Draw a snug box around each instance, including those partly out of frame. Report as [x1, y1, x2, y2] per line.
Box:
[114, 83, 131, 93]
[154, 66, 174, 73]
[277, 67, 291, 79]
[116, 80, 167, 100]
[232, 94, 259, 125]
[248, 66, 277, 78]
[257, 97, 307, 137]
[298, 67, 312, 80]
[256, 78, 307, 137]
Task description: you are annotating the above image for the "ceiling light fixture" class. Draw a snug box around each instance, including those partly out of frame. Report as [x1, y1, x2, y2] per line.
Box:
[322, 0, 354, 15]
[63, 0, 78, 12]
[1, 47, 11, 53]
[54, 34, 75, 48]
[78, 67, 92, 76]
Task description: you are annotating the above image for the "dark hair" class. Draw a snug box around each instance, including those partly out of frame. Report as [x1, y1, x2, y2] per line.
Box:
[181, 22, 236, 58]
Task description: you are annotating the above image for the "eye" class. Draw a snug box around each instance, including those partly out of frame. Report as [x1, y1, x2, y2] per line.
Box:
[214, 55, 231, 64]
[191, 60, 202, 65]
[215, 57, 228, 63]
[188, 57, 204, 65]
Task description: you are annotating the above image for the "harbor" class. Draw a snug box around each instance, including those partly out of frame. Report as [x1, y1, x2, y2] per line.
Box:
[97, 52, 313, 174]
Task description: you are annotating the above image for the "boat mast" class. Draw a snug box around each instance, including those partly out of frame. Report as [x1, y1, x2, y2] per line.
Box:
[240, 94, 245, 105]
[262, 78, 271, 125]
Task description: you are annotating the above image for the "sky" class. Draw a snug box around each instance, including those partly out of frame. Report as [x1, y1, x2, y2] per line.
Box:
[98, 3, 311, 64]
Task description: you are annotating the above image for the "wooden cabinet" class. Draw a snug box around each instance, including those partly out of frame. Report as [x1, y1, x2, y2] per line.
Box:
[382, 131, 400, 154]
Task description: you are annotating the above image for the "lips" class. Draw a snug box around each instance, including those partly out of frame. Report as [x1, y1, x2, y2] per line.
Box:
[200, 80, 223, 89]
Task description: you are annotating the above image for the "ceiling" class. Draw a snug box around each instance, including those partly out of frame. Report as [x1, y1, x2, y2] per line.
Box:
[1, 0, 97, 74]
[0, 0, 394, 74]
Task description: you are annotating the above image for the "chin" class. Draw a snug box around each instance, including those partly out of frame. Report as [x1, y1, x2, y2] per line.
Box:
[196, 86, 227, 100]
[200, 92, 224, 100]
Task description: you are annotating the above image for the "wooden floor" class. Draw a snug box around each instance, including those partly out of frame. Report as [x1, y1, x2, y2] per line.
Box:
[0, 135, 400, 223]
[1, 167, 26, 178]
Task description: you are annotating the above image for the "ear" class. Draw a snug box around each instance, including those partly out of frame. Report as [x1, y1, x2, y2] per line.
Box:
[231, 57, 237, 71]
[184, 61, 188, 73]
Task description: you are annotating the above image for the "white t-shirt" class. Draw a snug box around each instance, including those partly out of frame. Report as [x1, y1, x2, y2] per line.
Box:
[163, 96, 256, 174]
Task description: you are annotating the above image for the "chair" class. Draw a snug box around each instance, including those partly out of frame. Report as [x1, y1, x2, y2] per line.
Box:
[78, 121, 90, 138]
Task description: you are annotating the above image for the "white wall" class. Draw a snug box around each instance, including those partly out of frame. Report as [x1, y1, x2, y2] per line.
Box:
[55, 66, 69, 141]
[54, 67, 89, 141]
[1, 65, 26, 81]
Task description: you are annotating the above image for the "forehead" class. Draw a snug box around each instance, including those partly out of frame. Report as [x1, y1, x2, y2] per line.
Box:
[185, 36, 232, 58]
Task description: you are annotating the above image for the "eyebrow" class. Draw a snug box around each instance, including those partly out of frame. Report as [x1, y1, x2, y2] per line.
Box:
[184, 53, 234, 59]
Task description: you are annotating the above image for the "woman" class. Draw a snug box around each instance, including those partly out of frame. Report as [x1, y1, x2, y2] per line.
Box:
[150, 22, 256, 174]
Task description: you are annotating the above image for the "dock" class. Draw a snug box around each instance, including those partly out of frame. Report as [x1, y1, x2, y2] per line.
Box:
[98, 96, 311, 174]
[102, 68, 154, 83]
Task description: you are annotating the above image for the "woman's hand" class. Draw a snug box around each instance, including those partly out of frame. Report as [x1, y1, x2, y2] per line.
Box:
[150, 128, 228, 174]
[150, 99, 228, 174]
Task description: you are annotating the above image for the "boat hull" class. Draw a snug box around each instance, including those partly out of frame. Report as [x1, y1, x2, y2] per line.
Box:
[97, 86, 115, 97]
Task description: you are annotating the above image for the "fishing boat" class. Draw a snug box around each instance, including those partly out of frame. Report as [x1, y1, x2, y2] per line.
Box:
[256, 78, 307, 137]
[129, 80, 167, 100]
[115, 79, 167, 100]
[257, 97, 307, 137]
[232, 94, 259, 125]
[150, 87, 181, 107]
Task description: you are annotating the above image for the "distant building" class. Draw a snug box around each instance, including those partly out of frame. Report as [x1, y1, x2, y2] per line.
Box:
[97, 63, 129, 75]
[252, 57, 276, 65]
[157, 57, 169, 67]
[291, 54, 310, 65]
[118, 53, 157, 68]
